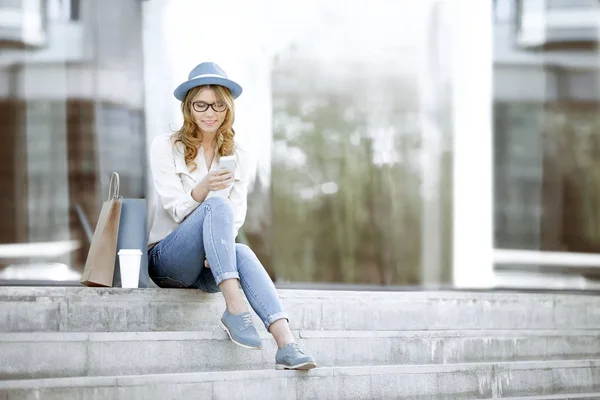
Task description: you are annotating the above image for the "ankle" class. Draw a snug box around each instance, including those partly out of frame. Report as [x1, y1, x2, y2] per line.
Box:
[226, 303, 248, 315]
[278, 338, 295, 349]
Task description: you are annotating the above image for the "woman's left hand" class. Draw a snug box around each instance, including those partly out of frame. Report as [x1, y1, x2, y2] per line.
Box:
[204, 259, 210, 268]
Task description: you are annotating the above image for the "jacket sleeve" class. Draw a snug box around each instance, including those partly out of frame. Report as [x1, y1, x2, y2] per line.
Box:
[229, 147, 249, 238]
[150, 135, 201, 223]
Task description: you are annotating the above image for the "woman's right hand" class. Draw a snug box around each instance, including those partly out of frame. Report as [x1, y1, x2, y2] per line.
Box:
[191, 169, 233, 202]
[202, 169, 234, 192]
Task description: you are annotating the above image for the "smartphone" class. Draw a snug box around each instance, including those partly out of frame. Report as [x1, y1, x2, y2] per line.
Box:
[219, 155, 237, 174]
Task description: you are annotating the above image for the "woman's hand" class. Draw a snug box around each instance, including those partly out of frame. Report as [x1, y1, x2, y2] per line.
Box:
[204, 259, 210, 269]
[191, 169, 233, 202]
[202, 169, 233, 192]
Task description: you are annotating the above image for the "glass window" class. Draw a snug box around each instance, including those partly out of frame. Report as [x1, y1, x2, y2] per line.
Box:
[494, 1, 600, 254]
[150, 0, 472, 287]
[239, 0, 455, 286]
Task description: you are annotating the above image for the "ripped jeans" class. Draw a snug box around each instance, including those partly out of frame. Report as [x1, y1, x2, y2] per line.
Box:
[148, 196, 288, 330]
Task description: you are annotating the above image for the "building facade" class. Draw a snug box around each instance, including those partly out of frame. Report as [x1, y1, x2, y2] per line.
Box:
[1, 0, 599, 289]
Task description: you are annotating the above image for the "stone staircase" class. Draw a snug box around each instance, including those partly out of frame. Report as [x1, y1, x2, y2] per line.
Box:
[1, 287, 600, 399]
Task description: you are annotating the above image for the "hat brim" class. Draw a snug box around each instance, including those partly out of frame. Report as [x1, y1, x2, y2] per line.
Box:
[174, 76, 243, 101]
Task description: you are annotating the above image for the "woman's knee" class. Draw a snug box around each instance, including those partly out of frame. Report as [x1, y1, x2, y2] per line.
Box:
[236, 243, 262, 269]
[204, 197, 233, 217]
[235, 243, 255, 259]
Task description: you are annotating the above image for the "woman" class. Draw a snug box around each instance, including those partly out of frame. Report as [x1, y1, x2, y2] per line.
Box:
[147, 62, 316, 370]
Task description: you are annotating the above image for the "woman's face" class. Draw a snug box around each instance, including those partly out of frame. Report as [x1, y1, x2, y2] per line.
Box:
[190, 87, 227, 135]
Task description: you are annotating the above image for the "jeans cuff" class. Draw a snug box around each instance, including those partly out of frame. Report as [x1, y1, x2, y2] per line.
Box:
[214, 271, 240, 286]
[265, 312, 289, 330]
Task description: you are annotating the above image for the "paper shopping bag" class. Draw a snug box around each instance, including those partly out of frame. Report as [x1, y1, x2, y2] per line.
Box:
[80, 173, 122, 287]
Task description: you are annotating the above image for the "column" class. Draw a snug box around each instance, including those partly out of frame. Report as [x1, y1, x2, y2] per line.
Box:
[451, 0, 495, 288]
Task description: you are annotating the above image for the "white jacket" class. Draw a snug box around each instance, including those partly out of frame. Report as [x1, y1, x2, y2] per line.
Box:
[147, 132, 249, 247]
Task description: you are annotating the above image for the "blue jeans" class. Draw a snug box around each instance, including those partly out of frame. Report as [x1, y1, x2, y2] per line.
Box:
[148, 197, 288, 330]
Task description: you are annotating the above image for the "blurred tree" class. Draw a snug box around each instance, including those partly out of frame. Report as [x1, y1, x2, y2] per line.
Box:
[267, 56, 424, 285]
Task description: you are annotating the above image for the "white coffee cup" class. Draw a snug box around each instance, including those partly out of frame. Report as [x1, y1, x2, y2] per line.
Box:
[118, 249, 142, 288]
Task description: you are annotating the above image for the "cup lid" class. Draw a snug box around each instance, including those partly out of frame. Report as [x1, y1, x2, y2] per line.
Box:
[118, 249, 142, 255]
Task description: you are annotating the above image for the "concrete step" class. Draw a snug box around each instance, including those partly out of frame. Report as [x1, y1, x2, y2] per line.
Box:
[499, 396, 600, 400]
[1, 329, 599, 380]
[1, 360, 599, 400]
[2, 287, 600, 333]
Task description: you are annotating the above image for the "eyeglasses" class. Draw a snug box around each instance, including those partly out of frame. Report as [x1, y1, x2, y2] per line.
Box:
[192, 101, 227, 113]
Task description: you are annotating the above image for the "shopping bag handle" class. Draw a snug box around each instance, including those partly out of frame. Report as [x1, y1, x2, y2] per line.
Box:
[108, 172, 120, 200]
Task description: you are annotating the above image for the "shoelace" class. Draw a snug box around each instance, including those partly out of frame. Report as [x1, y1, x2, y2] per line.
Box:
[288, 342, 305, 354]
[241, 313, 253, 328]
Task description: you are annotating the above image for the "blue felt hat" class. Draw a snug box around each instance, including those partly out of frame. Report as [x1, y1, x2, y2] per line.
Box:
[173, 62, 243, 101]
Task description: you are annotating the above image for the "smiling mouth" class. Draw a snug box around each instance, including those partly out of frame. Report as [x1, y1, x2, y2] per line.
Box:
[203, 120, 217, 125]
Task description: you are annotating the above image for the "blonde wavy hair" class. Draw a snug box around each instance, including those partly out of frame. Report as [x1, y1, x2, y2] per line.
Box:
[172, 85, 236, 171]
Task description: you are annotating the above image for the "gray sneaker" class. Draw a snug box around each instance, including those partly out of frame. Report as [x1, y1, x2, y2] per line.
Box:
[219, 310, 262, 349]
[275, 342, 317, 370]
